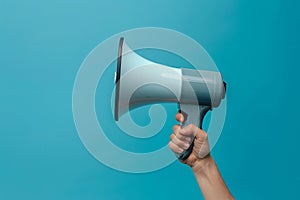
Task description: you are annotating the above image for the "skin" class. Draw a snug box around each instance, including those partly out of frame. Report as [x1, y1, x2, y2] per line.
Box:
[168, 113, 234, 200]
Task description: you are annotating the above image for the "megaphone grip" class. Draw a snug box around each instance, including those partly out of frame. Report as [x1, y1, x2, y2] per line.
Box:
[177, 104, 211, 160]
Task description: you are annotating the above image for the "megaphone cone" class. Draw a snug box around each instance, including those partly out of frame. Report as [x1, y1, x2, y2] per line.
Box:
[114, 37, 182, 121]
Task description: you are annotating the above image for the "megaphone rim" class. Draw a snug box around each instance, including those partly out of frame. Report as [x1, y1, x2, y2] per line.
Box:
[114, 37, 124, 121]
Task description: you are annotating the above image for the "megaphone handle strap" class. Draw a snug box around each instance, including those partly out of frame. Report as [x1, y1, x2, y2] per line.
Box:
[177, 104, 211, 160]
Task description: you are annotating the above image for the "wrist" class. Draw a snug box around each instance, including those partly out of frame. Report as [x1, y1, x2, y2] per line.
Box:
[191, 155, 214, 174]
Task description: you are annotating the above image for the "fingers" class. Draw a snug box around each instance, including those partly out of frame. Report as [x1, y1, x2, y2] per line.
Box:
[173, 134, 190, 149]
[173, 124, 207, 140]
[194, 127, 208, 141]
[172, 124, 191, 142]
[168, 135, 191, 155]
[169, 117, 211, 160]
[170, 134, 175, 140]
[169, 124, 193, 155]
[179, 124, 198, 137]
[194, 129, 210, 159]
[172, 124, 181, 134]
[168, 140, 184, 154]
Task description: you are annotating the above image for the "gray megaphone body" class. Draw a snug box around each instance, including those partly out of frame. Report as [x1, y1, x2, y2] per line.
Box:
[114, 37, 226, 160]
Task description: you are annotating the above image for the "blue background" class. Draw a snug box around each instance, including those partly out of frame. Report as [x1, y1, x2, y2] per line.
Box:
[1, 0, 300, 199]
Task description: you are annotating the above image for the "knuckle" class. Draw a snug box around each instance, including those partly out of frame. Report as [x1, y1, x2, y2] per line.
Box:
[174, 136, 189, 150]
[196, 130, 208, 142]
[168, 141, 183, 154]
[199, 130, 208, 140]
[168, 141, 174, 150]
[175, 132, 183, 140]
[181, 125, 197, 136]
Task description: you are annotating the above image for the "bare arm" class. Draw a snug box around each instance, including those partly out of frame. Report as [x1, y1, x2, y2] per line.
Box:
[168, 113, 233, 200]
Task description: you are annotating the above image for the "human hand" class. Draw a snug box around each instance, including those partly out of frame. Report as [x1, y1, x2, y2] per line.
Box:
[168, 112, 211, 170]
[168, 113, 234, 199]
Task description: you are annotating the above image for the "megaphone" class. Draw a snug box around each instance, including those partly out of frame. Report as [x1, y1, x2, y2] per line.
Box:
[114, 37, 226, 160]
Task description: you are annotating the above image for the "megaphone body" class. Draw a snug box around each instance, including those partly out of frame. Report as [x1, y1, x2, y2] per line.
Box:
[115, 37, 226, 160]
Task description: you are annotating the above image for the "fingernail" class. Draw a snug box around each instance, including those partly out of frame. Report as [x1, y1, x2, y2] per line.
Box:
[178, 148, 183, 153]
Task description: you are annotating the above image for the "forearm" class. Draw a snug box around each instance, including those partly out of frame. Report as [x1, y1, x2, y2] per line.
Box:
[192, 156, 234, 200]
